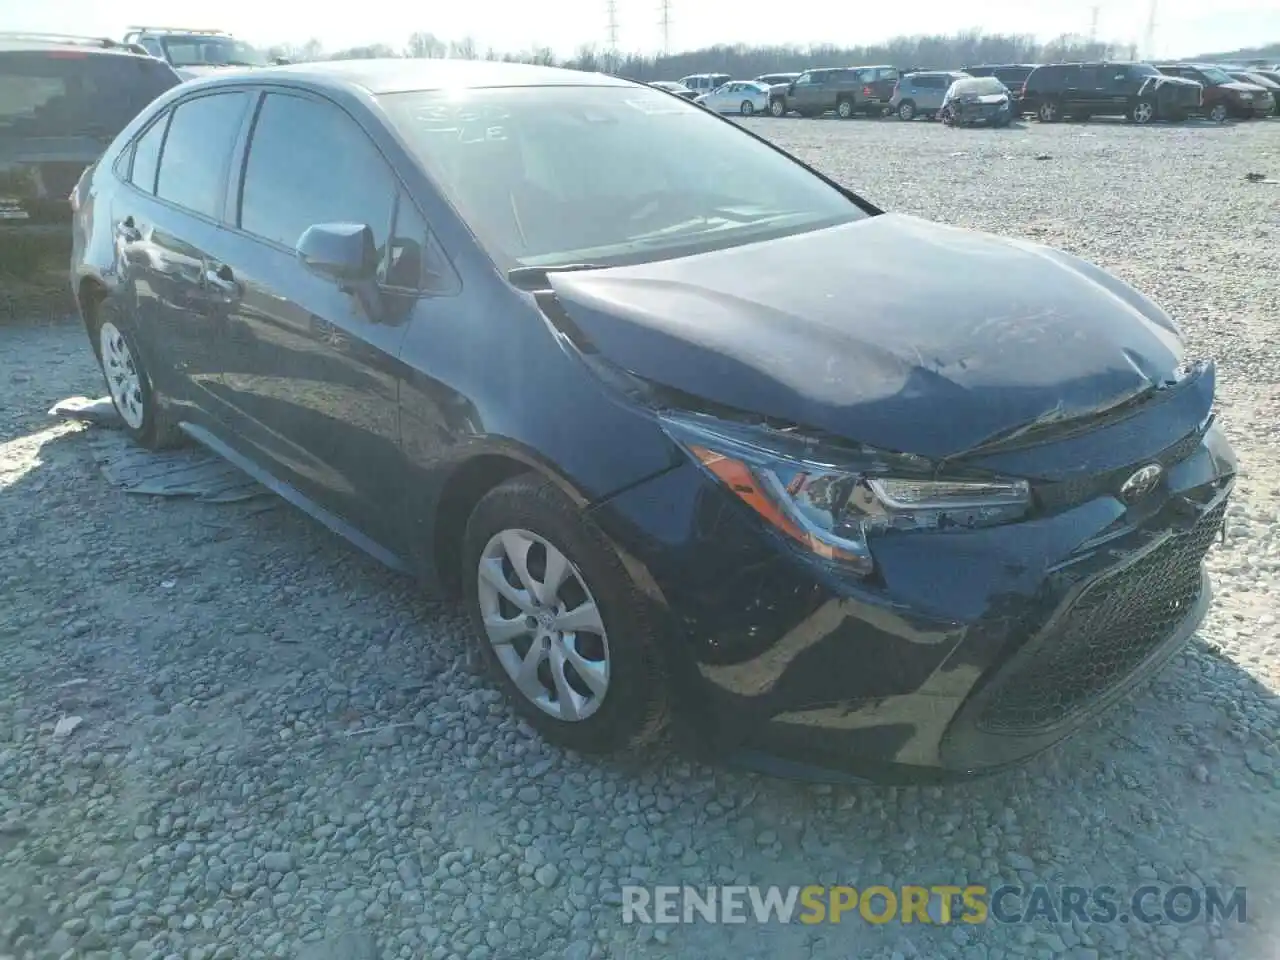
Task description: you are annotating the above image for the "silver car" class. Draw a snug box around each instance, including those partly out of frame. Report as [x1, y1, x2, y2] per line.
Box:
[890, 71, 970, 120]
[695, 81, 772, 116]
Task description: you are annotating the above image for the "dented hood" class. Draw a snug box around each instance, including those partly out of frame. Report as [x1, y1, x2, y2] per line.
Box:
[547, 213, 1187, 460]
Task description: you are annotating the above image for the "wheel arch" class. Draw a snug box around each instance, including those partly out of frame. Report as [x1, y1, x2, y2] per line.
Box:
[75, 273, 110, 351]
[430, 444, 594, 599]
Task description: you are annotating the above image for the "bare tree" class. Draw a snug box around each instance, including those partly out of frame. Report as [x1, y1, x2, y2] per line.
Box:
[449, 37, 479, 60]
[406, 32, 447, 59]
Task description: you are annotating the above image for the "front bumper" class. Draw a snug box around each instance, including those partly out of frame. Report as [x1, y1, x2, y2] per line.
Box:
[590, 416, 1235, 783]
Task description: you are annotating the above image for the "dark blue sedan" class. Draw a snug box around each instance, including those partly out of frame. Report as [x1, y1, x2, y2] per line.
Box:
[70, 59, 1235, 781]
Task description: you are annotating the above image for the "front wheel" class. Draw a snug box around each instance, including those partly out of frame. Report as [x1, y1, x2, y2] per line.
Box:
[836, 98, 854, 119]
[769, 98, 786, 117]
[740, 100, 755, 116]
[91, 299, 184, 450]
[462, 473, 667, 754]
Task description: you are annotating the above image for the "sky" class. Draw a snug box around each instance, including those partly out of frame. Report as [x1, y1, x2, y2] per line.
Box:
[2, 0, 1277, 62]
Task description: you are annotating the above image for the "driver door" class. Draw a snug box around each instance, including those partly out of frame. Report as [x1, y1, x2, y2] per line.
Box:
[214, 89, 413, 548]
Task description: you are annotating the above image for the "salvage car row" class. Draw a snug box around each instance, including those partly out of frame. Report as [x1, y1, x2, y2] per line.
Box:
[664, 60, 1280, 125]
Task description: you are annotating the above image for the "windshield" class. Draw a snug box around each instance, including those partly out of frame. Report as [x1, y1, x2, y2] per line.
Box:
[160, 36, 267, 68]
[951, 77, 1006, 96]
[1197, 66, 1234, 84]
[380, 85, 867, 270]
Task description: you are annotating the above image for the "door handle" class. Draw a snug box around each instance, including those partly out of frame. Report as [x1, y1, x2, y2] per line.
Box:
[115, 215, 141, 242]
[204, 264, 237, 293]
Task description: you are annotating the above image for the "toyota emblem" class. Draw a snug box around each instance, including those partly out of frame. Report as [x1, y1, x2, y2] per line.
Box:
[1119, 463, 1163, 503]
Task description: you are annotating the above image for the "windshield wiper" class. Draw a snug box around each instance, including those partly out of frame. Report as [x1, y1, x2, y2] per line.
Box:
[506, 263, 608, 290]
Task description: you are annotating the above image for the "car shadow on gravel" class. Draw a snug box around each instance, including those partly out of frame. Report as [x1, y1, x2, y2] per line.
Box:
[3, 421, 1276, 960]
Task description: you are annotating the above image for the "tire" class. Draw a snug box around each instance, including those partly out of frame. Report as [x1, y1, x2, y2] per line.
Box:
[836, 98, 854, 119]
[897, 100, 916, 120]
[1129, 99, 1155, 124]
[1037, 99, 1060, 122]
[1209, 103, 1228, 122]
[940, 106, 955, 126]
[90, 297, 184, 451]
[461, 473, 667, 754]
[769, 98, 786, 117]
[740, 100, 754, 116]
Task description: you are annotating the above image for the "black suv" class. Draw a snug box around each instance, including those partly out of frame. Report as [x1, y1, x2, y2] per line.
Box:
[1021, 61, 1202, 124]
[1, 33, 180, 253]
[768, 68, 867, 118]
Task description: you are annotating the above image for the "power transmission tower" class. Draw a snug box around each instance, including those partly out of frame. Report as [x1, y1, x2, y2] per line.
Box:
[1143, 0, 1157, 60]
[1088, 5, 1100, 43]
[659, 0, 672, 55]
[605, 0, 619, 69]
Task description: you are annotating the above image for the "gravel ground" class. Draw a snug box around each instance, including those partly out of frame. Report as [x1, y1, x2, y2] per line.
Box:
[2, 116, 1279, 960]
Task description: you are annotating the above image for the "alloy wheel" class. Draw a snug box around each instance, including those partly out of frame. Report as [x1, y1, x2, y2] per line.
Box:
[741, 100, 754, 116]
[1209, 103, 1228, 122]
[898, 101, 915, 120]
[770, 99, 785, 117]
[476, 529, 610, 722]
[99, 320, 145, 430]
[1133, 101, 1154, 124]
[1039, 101, 1057, 122]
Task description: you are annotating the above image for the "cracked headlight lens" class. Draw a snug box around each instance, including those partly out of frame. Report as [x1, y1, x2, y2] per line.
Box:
[661, 412, 1031, 575]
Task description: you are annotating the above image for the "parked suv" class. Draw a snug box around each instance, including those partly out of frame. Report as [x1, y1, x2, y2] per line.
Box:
[850, 65, 901, 115]
[1, 32, 180, 242]
[676, 73, 730, 96]
[1022, 61, 1202, 124]
[891, 71, 970, 120]
[768, 68, 867, 118]
[1154, 63, 1272, 120]
[123, 26, 280, 81]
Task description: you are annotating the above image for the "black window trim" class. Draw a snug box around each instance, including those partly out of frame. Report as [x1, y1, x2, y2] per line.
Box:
[227, 83, 460, 299]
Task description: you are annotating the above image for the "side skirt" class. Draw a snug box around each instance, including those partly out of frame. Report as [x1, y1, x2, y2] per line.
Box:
[178, 421, 412, 575]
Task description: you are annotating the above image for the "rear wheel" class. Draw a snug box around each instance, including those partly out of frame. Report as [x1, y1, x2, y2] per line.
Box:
[1037, 99, 1060, 122]
[1209, 102, 1228, 122]
[462, 473, 667, 754]
[897, 100, 916, 120]
[1129, 99, 1155, 124]
[836, 98, 854, 119]
[740, 99, 754, 116]
[91, 299, 183, 450]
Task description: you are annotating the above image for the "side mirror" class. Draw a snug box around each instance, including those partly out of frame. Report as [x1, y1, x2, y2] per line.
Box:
[296, 223, 385, 319]
[296, 223, 377, 284]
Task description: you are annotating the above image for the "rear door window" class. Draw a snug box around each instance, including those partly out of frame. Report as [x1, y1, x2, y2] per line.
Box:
[0, 50, 179, 139]
[128, 113, 168, 194]
[155, 91, 250, 219]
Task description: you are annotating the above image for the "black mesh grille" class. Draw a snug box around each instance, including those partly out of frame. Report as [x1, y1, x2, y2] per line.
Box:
[976, 499, 1226, 734]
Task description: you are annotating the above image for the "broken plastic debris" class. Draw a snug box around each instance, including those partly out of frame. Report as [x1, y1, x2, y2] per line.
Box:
[53, 716, 84, 738]
[161, 580, 177, 589]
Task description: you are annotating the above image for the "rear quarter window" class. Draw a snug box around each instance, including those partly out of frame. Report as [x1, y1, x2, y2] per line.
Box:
[0, 51, 178, 139]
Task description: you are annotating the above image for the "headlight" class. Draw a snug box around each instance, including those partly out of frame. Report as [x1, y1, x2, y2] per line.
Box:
[660, 412, 1032, 575]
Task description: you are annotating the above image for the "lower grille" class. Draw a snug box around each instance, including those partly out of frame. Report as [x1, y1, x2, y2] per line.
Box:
[976, 499, 1226, 734]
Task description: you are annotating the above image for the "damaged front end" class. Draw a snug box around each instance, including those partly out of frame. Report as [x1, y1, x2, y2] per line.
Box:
[512, 220, 1235, 778]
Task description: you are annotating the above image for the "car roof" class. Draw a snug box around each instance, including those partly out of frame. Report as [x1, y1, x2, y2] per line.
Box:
[180, 58, 635, 95]
[0, 35, 148, 56]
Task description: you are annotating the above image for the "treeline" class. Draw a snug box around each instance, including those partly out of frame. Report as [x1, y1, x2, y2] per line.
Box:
[264, 31, 1138, 80]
